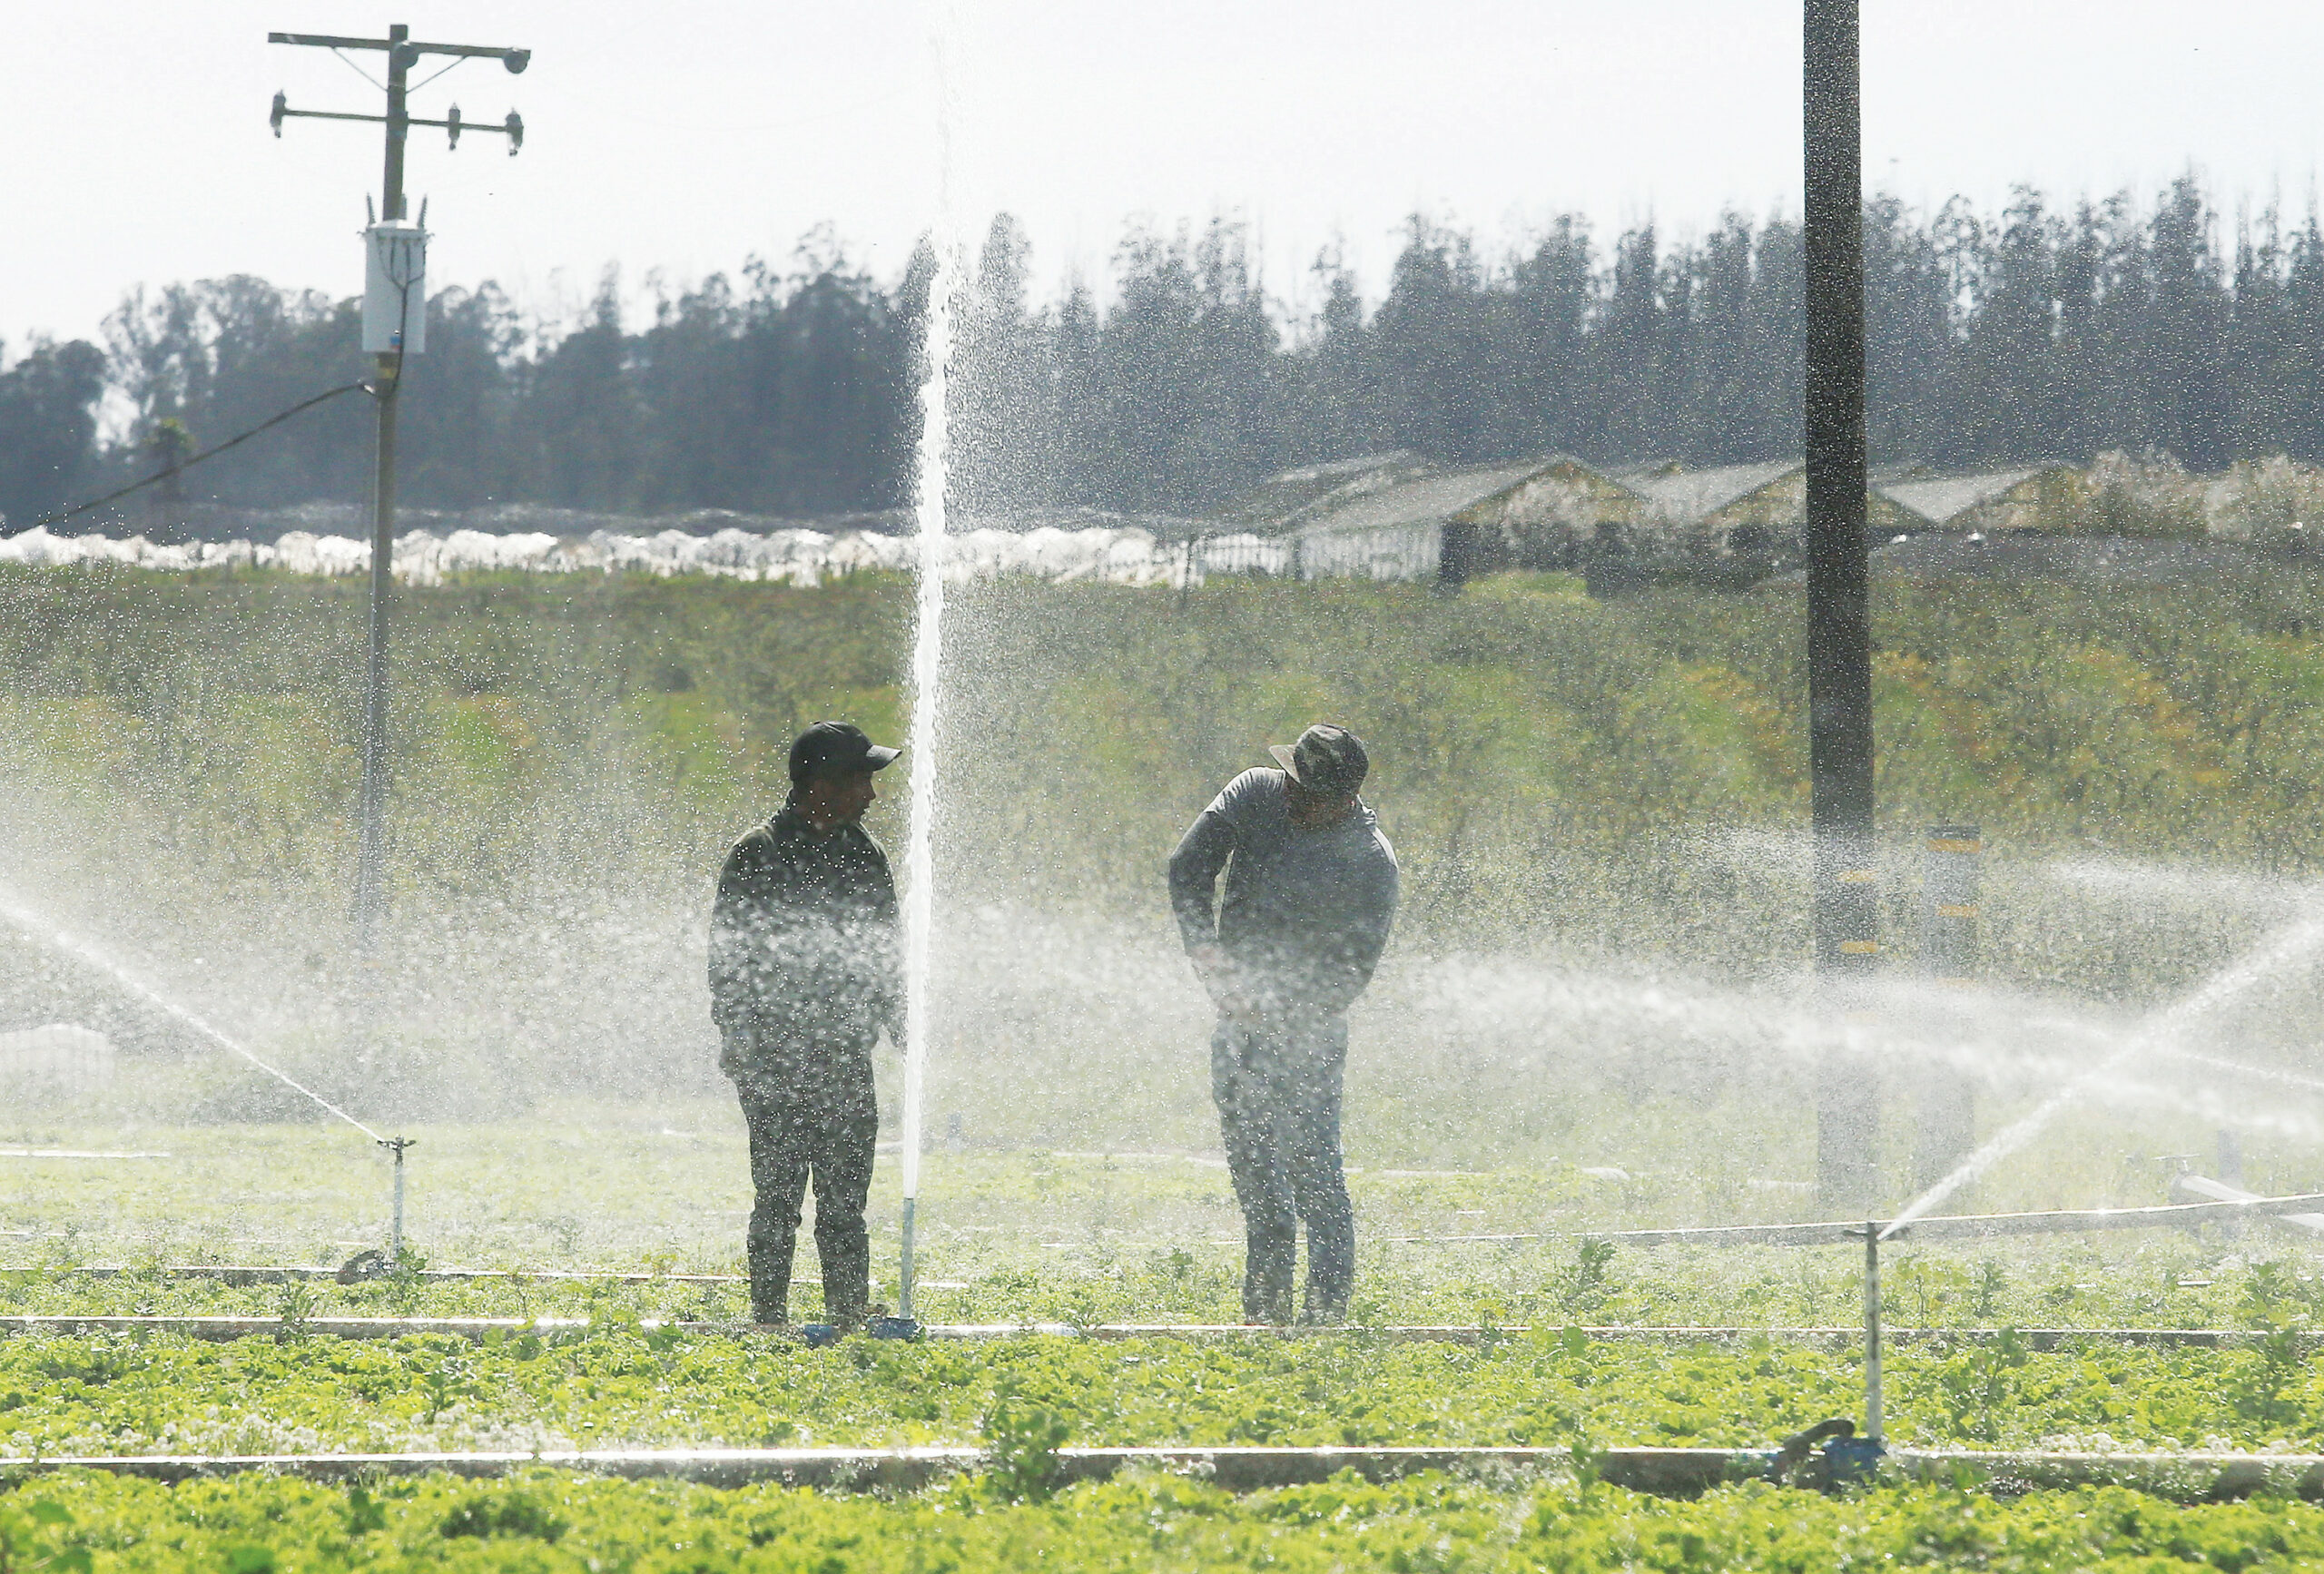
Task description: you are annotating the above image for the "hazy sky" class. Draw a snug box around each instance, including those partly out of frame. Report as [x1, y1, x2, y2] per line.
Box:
[6, 1, 2320, 347]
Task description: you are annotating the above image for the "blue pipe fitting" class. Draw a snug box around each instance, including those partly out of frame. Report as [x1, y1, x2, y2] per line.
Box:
[1822, 1435, 1886, 1487]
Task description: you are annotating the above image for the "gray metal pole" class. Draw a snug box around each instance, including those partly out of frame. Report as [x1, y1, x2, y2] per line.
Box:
[1862, 1225, 1883, 1441]
[898, 1196, 918, 1323]
[1914, 824, 1980, 1193]
[1805, 0, 1880, 1214]
[388, 1137, 409, 1261]
[270, 24, 525, 942]
[352, 25, 411, 945]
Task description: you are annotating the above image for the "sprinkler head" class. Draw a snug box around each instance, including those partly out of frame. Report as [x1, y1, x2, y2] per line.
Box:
[1819, 1434, 1886, 1488]
[1768, 1418, 1884, 1492]
[336, 1248, 390, 1284]
[868, 1315, 922, 1341]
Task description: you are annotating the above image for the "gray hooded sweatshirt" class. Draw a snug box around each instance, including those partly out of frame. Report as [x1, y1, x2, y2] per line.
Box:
[1167, 767, 1399, 1017]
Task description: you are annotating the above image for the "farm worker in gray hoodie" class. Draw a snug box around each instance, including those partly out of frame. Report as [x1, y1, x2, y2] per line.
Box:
[1167, 723, 1399, 1324]
[708, 721, 902, 1329]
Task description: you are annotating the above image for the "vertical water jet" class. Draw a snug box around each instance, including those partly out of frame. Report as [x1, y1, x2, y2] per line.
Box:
[896, 15, 959, 1325]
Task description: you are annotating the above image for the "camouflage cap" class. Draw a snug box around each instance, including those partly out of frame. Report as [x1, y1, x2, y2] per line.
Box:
[1268, 723, 1368, 796]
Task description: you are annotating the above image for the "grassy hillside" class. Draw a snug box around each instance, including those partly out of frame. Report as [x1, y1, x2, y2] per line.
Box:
[3, 562, 2321, 1195]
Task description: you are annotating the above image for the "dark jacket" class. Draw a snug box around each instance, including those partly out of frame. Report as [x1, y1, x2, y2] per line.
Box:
[1168, 767, 1399, 1017]
[708, 807, 901, 1070]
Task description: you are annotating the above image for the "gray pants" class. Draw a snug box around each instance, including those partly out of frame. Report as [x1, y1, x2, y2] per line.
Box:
[728, 1033, 877, 1325]
[1211, 1013, 1354, 1324]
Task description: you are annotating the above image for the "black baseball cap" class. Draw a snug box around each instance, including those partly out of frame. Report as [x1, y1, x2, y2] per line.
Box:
[788, 721, 901, 783]
[1269, 723, 1368, 796]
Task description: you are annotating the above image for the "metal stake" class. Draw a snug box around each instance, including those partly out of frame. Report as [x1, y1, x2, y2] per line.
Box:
[380, 1136, 415, 1261]
[1862, 1223, 1883, 1443]
[898, 1196, 918, 1323]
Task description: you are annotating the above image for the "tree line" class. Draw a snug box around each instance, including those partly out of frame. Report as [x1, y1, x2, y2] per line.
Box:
[4, 174, 2320, 532]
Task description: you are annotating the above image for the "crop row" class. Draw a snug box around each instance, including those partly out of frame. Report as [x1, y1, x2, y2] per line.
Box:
[7, 1466, 2324, 1573]
[2, 1323, 2319, 1459]
[2, 1224, 2314, 1333]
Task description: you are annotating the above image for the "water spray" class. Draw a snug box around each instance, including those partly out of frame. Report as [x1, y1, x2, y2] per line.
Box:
[0, 889, 414, 1275]
[891, 3, 961, 1340]
[2166, 1048, 2324, 1097]
[1912, 824, 1981, 1193]
[1883, 904, 2324, 1241]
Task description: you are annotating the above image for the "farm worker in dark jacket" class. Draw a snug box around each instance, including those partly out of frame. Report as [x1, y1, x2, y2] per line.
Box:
[1168, 723, 1399, 1325]
[708, 721, 902, 1328]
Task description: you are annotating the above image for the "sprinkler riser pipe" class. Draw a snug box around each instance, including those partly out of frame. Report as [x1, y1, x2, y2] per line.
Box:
[379, 1136, 413, 1261]
[1863, 1226, 1883, 1443]
[898, 1195, 917, 1323]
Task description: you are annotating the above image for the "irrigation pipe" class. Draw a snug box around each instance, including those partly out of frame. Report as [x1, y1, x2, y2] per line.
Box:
[0, 1149, 170, 1160]
[971, 1191, 2324, 1252]
[21, 1184, 2312, 1272]
[37, 1265, 982, 1292]
[23, 1185, 2310, 1312]
[31, 1186, 2319, 1291]
[2172, 1175, 2324, 1237]
[0, 1316, 2309, 1349]
[6, 1445, 2322, 1501]
[52, 1265, 751, 1287]
[1371, 1190, 2324, 1249]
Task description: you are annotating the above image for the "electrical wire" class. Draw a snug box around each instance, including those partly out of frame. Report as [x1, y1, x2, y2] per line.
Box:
[7, 381, 375, 538]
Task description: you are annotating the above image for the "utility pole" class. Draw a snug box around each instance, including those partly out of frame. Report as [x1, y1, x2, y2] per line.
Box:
[1804, 0, 1881, 1213]
[269, 26, 528, 944]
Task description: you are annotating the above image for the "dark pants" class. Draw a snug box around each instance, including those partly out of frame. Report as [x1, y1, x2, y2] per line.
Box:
[1211, 1013, 1354, 1324]
[733, 1049, 877, 1325]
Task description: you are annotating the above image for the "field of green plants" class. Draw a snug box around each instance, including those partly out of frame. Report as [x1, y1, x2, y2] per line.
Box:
[4, 1115, 2324, 1569]
[3, 1189, 2323, 1459]
[5, 1158, 2324, 1572]
[8, 1470, 2323, 1573]
[5, 560, 2324, 1566]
